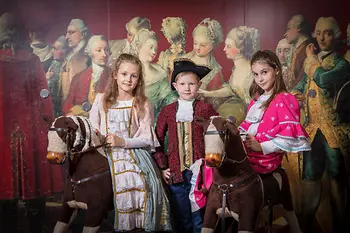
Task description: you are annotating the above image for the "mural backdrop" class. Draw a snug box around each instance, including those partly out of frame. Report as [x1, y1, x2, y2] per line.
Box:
[0, 0, 349, 232]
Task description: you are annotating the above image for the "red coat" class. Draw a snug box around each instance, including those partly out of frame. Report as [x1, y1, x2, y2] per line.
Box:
[0, 49, 63, 200]
[153, 100, 218, 184]
[62, 66, 110, 114]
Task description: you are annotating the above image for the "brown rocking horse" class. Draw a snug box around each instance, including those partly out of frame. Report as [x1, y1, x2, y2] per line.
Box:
[46, 115, 113, 233]
[198, 116, 302, 233]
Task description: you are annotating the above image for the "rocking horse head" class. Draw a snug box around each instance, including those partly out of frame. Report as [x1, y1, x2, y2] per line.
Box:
[197, 116, 247, 168]
[46, 116, 104, 164]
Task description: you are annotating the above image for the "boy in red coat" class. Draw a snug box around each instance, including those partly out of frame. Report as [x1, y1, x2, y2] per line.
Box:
[153, 59, 218, 233]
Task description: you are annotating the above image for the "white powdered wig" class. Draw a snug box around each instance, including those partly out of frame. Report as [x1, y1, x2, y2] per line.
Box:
[204, 117, 225, 155]
[47, 116, 67, 153]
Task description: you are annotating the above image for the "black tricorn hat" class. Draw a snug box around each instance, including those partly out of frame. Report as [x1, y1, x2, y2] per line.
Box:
[171, 59, 211, 90]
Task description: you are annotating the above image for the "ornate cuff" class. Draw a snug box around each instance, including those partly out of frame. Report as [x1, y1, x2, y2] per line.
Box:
[304, 55, 321, 78]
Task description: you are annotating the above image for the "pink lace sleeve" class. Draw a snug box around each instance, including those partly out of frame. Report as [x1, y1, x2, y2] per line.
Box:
[264, 93, 311, 152]
[124, 100, 160, 151]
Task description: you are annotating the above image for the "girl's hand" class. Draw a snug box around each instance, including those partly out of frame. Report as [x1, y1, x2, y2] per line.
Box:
[162, 168, 171, 184]
[106, 134, 125, 147]
[246, 134, 262, 152]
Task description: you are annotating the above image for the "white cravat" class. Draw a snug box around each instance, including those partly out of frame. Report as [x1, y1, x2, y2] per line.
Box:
[92, 63, 105, 83]
[176, 99, 195, 122]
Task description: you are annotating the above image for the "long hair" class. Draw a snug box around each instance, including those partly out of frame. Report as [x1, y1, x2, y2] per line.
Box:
[249, 50, 287, 109]
[103, 53, 147, 116]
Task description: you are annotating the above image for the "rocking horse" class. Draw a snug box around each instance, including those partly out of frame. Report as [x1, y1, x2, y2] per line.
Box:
[46, 115, 113, 233]
[198, 116, 301, 233]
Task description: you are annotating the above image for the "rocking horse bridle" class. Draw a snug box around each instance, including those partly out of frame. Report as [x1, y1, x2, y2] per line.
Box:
[48, 126, 110, 191]
[205, 128, 248, 166]
[48, 127, 108, 163]
[206, 126, 252, 233]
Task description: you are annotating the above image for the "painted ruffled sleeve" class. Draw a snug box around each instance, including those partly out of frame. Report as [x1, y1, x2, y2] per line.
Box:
[263, 93, 311, 153]
[124, 100, 160, 151]
[89, 93, 103, 132]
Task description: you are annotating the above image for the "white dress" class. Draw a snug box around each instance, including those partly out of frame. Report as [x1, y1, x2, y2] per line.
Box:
[89, 94, 172, 232]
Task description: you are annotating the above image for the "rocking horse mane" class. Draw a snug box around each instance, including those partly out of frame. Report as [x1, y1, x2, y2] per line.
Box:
[48, 116, 105, 157]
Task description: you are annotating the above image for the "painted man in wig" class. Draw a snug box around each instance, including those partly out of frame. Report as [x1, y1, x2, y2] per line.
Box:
[0, 12, 63, 233]
[292, 17, 350, 233]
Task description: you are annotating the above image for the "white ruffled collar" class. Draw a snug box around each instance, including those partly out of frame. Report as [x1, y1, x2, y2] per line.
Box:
[245, 94, 270, 123]
[92, 63, 105, 82]
[176, 99, 195, 122]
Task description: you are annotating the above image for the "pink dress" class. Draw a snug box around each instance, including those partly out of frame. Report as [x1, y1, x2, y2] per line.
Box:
[239, 92, 311, 174]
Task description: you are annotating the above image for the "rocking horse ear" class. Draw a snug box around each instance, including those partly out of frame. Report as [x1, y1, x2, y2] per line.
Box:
[225, 116, 239, 136]
[65, 117, 79, 131]
[226, 116, 236, 125]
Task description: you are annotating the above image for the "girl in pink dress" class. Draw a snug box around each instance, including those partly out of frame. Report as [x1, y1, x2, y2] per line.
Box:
[239, 50, 311, 233]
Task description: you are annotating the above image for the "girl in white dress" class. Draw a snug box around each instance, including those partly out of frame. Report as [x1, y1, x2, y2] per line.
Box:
[89, 53, 172, 232]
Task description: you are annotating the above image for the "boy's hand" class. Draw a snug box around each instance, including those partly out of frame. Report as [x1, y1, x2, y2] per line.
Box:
[162, 168, 171, 184]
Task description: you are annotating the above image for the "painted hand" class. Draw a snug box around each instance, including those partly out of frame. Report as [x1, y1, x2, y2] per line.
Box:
[306, 43, 316, 57]
[106, 134, 125, 147]
[45, 71, 54, 80]
[246, 134, 262, 152]
[198, 88, 211, 97]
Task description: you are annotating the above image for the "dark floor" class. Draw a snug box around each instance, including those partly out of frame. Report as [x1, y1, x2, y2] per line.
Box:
[0, 200, 323, 233]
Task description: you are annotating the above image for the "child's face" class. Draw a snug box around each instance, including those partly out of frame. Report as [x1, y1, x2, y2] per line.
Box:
[115, 62, 140, 95]
[251, 61, 276, 95]
[172, 73, 201, 101]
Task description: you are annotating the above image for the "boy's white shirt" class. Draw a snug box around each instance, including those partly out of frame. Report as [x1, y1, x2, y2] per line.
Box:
[176, 99, 195, 122]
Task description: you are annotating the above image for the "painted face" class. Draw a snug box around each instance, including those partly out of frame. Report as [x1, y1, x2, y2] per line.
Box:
[126, 27, 137, 44]
[172, 73, 201, 101]
[138, 38, 158, 63]
[91, 40, 109, 66]
[276, 41, 292, 65]
[284, 19, 299, 44]
[223, 38, 239, 60]
[251, 62, 276, 95]
[51, 41, 66, 60]
[65, 25, 83, 48]
[315, 22, 335, 51]
[115, 62, 140, 95]
[193, 35, 213, 57]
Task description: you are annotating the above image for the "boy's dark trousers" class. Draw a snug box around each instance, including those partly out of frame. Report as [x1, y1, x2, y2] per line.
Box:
[169, 169, 205, 233]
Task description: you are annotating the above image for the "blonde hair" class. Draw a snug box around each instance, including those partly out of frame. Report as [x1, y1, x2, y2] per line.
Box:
[193, 18, 223, 48]
[227, 26, 260, 60]
[103, 53, 147, 116]
[126, 17, 151, 33]
[130, 29, 157, 56]
[174, 71, 200, 82]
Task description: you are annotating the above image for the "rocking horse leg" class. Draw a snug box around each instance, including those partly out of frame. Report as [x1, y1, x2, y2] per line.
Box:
[53, 202, 78, 233]
[82, 205, 107, 233]
[82, 226, 100, 233]
[283, 211, 301, 233]
[53, 221, 69, 233]
[201, 227, 214, 233]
